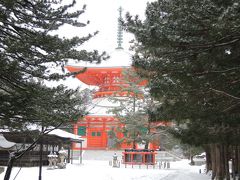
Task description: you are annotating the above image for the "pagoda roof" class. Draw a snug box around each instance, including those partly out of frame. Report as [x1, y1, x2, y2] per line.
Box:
[66, 65, 129, 85]
[65, 47, 135, 85]
[77, 49, 132, 68]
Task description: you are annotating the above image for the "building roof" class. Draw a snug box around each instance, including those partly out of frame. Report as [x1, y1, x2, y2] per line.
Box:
[0, 126, 84, 144]
[65, 48, 133, 86]
[65, 66, 129, 85]
[67, 48, 132, 68]
[48, 129, 83, 142]
[86, 97, 120, 116]
[0, 134, 16, 149]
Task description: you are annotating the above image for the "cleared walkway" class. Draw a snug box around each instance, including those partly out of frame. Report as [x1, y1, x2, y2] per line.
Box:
[81, 150, 122, 161]
[0, 151, 211, 180]
[77, 150, 210, 179]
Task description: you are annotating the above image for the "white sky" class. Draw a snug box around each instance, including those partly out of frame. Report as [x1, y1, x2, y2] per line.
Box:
[59, 0, 153, 52]
[47, 0, 154, 90]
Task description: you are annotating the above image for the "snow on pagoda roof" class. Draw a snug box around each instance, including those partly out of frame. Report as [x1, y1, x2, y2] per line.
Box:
[68, 48, 132, 68]
[85, 96, 132, 116]
[86, 97, 118, 116]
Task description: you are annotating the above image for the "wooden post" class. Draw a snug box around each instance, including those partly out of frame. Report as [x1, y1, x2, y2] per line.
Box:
[67, 144, 71, 163]
[80, 141, 82, 164]
[71, 146, 73, 164]
[38, 125, 44, 180]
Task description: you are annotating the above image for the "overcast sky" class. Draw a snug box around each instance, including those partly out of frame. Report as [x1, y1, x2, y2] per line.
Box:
[49, 0, 154, 89]
[59, 0, 154, 52]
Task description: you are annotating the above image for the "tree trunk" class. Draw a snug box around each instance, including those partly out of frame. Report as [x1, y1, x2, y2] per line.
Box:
[232, 145, 240, 180]
[38, 141, 43, 180]
[144, 141, 149, 149]
[190, 155, 195, 165]
[205, 145, 212, 173]
[144, 123, 151, 150]
[133, 138, 136, 149]
[211, 144, 217, 180]
[237, 146, 240, 180]
[231, 146, 235, 180]
[215, 144, 222, 180]
[223, 144, 230, 180]
[217, 144, 227, 180]
[39, 125, 44, 180]
[213, 144, 230, 180]
[4, 155, 15, 180]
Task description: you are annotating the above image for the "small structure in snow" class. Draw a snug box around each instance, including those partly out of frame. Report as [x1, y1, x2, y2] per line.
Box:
[0, 128, 84, 167]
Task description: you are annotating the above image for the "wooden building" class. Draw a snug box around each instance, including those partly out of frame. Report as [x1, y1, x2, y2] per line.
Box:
[0, 129, 83, 167]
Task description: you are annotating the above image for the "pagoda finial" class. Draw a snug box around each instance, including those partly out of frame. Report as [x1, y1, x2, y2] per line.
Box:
[116, 6, 124, 50]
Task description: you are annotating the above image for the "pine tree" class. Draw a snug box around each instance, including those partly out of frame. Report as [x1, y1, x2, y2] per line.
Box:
[0, 1, 108, 179]
[109, 69, 164, 149]
[125, 0, 240, 179]
[0, 0, 108, 129]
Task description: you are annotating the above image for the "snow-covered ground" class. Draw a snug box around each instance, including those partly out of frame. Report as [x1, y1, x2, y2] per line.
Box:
[0, 159, 211, 180]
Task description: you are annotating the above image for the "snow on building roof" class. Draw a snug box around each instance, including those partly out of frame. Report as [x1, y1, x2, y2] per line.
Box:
[0, 134, 16, 149]
[0, 126, 83, 142]
[48, 129, 83, 142]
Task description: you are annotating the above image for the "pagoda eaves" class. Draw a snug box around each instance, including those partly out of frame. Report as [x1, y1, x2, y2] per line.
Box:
[65, 65, 130, 86]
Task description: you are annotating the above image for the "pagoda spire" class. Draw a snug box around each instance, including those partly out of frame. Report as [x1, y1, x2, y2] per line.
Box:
[116, 6, 124, 50]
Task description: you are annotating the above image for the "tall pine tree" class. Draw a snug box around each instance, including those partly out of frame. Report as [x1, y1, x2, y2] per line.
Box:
[0, 1, 108, 179]
[109, 69, 163, 149]
[125, 0, 240, 179]
[0, 0, 108, 129]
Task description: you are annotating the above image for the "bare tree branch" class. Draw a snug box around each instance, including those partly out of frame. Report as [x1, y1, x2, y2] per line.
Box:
[210, 88, 240, 100]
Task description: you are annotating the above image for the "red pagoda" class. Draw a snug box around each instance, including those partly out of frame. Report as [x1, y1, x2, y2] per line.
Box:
[66, 7, 161, 150]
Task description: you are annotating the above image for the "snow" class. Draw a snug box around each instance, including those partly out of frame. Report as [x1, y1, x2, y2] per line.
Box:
[0, 134, 16, 149]
[86, 98, 114, 115]
[48, 129, 83, 141]
[86, 97, 123, 115]
[45, 0, 155, 90]
[0, 159, 210, 180]
[68, 49, 133, 68]
[0, 127, 83, 142]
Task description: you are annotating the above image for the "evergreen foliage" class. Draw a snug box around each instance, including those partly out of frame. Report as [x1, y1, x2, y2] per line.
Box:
[109, 69, 164, 149]
[124, 0, 240, 179]
[0, 0, 107, 130]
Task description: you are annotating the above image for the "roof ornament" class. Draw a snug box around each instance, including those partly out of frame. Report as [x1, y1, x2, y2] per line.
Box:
[116, 6, 124, 50]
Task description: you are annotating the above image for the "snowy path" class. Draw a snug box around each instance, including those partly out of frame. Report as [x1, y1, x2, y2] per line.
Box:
[0, 159, 211, 180]
[160, 160, 210, 180]
[161, 170, 210, 180]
